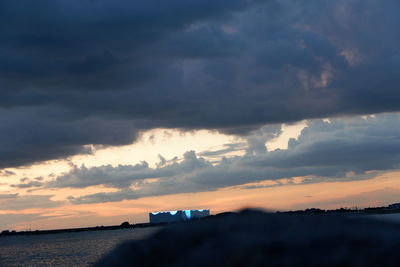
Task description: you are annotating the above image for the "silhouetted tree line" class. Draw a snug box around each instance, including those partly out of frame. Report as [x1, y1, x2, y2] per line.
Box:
[281, 203, 400, 215]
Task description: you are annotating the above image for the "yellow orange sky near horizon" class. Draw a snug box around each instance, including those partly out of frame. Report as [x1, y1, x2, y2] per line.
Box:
[8, 170, 400, 231]
[2, 121, 400, 231]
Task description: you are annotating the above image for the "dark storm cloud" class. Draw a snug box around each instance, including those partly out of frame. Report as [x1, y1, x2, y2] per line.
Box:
[0, 107, 149, 167]
[1, 0, 400, 167]
[55, 114, 400, 204]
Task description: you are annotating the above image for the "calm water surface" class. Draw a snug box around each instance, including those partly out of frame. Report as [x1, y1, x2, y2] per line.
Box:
[0, 227, 160, 267]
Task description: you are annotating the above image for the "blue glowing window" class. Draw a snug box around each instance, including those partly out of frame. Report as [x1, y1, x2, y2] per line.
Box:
[184, 210, 191, 219]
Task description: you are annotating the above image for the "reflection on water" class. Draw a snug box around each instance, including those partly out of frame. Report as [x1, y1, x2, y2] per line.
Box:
[366, 213, 400, 223]
[0, 227, 160, 267]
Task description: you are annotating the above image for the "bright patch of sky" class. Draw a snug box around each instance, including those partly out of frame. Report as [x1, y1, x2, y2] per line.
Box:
[266, 122, 306, 151]
[1, 124, 306, 186]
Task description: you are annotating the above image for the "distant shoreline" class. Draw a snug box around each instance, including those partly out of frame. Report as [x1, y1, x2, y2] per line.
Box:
[0, 221, 166, 237]
[2, 203, 400, 237]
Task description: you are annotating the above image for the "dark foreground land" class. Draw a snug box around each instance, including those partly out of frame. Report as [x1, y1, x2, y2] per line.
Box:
[95, 210, 400, 267]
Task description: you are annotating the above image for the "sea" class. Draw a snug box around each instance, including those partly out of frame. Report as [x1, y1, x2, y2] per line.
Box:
[0, 227, 160, 267]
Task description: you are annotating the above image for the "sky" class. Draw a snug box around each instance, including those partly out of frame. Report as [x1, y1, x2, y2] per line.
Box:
[1, 0, 400, 230]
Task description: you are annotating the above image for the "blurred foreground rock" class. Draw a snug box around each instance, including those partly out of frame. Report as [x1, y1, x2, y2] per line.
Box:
[95, 210, 400, 266]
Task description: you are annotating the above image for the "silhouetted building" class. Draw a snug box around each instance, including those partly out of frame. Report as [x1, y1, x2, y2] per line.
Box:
[149, 209, 210, 223]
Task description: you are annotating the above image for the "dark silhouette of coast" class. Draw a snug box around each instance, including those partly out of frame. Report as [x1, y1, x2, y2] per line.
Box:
[0, 221, 167, 237]
[2, 202, 400, 238]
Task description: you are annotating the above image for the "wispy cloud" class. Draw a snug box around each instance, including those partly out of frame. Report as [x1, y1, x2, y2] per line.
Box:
[0, 194, 64, 210]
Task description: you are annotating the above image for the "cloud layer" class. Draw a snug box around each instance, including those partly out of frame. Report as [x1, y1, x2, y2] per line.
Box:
[39, 114, 400, 204]
[1, 0, 400, 167]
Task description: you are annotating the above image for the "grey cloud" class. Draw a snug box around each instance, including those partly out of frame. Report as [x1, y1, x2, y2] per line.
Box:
[64, 114, 400, 204]
[199, 143, 246, 157]
[245, 125, 282, 155]
[0, 170, 16, 177]
[1, 0, 400, 167]
[11, 180, 44, 189]
[50, 150, 210, 189]
[51, 161, 151, 189]
[156, 155, 167, 168]
[68, 189, 141, 205]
